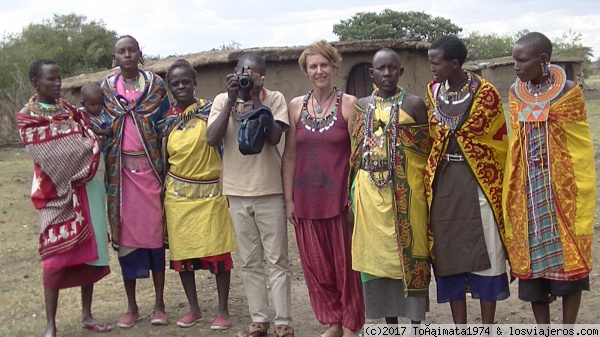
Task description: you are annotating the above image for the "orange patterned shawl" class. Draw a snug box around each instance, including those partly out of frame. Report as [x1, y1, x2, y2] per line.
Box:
[503, 86, 595, 278]
[424, 76, 508, 256]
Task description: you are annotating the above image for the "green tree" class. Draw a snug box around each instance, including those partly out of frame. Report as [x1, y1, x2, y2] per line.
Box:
[0, 13, 118, 91]
[333, 9, 462, 42]
[463, 30, 530, 61]
[552, 29, 593, 60]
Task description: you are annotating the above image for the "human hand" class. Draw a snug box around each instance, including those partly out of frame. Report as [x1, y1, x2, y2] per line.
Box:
[90, 125, 103, 135]
[248, 69, 264, 100]
[285, 201, 297, 226]
[226, 70, 239, 102]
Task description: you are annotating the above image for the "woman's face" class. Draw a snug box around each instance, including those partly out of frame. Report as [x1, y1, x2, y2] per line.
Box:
[34, 63, 62, 103]
[427, 48, 454, 83]
[512, 43, 544, 83]
[306, 53, 335, 89]
[168, 67, 196, 106]
[114, 37, 141, 72]
[371, 51, 403, 97]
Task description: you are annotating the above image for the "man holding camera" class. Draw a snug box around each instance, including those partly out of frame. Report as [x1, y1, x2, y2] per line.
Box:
[207, 53, 294, 337]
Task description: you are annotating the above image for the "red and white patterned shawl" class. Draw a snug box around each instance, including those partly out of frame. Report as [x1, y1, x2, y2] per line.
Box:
[16, 98, 101, 261]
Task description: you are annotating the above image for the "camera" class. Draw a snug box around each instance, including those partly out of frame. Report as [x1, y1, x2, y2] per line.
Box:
[237, 66, 253, 89]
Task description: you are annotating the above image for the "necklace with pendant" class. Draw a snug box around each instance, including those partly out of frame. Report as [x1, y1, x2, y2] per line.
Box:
[312, 87, 335, 115]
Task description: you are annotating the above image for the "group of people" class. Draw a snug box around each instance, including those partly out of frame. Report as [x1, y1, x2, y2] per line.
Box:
[16, 31, 595, 337]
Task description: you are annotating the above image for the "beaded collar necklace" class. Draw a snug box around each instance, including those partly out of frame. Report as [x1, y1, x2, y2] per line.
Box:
[27, 95, 69, 119]
[438, 71, 475, 105]
[362, 87, 405, 187]
[526, 76, 555, 96]
[433, 72, 477, 131]
[515, 64, 566, 103]
[300, 86, 341, 132]
[171, 99, 209, 129]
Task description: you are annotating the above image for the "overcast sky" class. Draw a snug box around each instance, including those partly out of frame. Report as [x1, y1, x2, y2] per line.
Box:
[1, 0, 599, 59]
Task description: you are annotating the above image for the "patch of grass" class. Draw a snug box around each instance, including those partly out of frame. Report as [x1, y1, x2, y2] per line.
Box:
[586, 74, 600, 85]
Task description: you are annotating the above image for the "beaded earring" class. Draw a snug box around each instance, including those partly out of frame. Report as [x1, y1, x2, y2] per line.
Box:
[541, 62, 549, 76]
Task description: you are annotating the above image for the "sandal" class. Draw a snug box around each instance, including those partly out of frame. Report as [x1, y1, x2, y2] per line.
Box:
[82, 320, 112, 333]
[275, 324, 295, 337]
[238, 322, 270, 337]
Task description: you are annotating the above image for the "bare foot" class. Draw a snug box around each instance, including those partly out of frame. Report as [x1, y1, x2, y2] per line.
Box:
[322, 323, 343, 337]
[342, 326, 359, 337]
[41, 325, 56, 337]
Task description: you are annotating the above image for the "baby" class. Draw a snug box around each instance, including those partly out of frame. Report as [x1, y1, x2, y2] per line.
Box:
[79, 83, 112, 137]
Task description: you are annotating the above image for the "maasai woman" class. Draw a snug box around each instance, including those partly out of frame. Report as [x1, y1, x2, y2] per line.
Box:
[350, 48, 430, 327]
[424, 35, 509, 324]
[17, 59, 110, 337]
[505, 32, 595, 324]
[101, 35, 170, 328]
[161, 59, 237, 330]
[282, 40, 364, 337]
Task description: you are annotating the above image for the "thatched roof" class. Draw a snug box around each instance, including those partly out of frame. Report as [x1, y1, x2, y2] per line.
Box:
[62, 39, 430, 90]
[463, 55, 583, 71]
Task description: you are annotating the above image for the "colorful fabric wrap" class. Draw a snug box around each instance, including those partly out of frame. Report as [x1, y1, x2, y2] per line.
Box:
[503, 86, 595, 278]
[424, 74, 508, 260]
[101, 70, 169, 249]
[161, 98, 237, 260]
[349, 102, 432, 296]
[16, 97, 101, 263]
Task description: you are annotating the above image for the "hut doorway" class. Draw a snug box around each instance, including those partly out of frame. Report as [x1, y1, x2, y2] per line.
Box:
[346, 63, 374, 98]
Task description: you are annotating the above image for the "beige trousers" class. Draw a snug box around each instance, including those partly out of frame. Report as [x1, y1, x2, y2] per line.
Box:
[227, 194, 292, 326]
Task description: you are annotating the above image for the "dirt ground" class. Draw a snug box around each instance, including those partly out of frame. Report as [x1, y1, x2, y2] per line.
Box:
[1, 100, 599, 337]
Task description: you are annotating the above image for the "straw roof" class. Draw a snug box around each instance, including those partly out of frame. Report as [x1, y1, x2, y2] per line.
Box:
[463, 55, 583, 71]
[62, 39, 430, 90]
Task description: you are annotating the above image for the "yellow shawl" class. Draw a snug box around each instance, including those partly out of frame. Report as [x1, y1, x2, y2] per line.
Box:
[503, 86, 595, 278]
[350, 102, 431, 296]
[424, 76, 508, 255]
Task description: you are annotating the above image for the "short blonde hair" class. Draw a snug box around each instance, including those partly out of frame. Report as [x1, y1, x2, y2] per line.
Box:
[298, 40, 342, 75]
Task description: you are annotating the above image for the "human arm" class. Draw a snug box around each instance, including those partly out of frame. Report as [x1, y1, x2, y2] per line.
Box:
[206, 73, 238, 147]
[342, 93, 358, 136]
[282, 96, 302, 226]
[91, 126, 113, 137]
[402, 93, 428, 124]
[265, 91, 289, 146]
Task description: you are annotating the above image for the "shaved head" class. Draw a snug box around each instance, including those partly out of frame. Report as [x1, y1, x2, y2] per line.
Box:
[515, 32, 553, 57]
[373, 48, 401, 67]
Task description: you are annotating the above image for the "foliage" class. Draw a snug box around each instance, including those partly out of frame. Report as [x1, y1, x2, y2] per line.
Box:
[217, 40, 242, 51]
[463, 30, 529, 61]
[0, 13, 118, 145]
[0, 13, 117, 91]
[0, 71, 32, 145]
[552, 29, 593, 59]
[333, 9, 462, 42]
[552, 29, 594, 77]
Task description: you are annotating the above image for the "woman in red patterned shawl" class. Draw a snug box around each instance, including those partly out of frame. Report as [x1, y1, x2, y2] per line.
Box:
[17, 59, 111, 337]
[101, 35, 170, 328]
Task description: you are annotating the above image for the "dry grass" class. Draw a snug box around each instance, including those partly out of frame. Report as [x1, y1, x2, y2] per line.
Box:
[1, 99, 600, 336]
[586, 74, 600, 86]
[0, 148, 310, 337]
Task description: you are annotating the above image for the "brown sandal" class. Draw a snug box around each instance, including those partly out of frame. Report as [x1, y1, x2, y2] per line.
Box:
[238, 322, 270, 337]
[275, 324, 295, 337]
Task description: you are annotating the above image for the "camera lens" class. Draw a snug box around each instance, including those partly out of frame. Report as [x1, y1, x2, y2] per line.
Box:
[238, 75, 253, 89]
